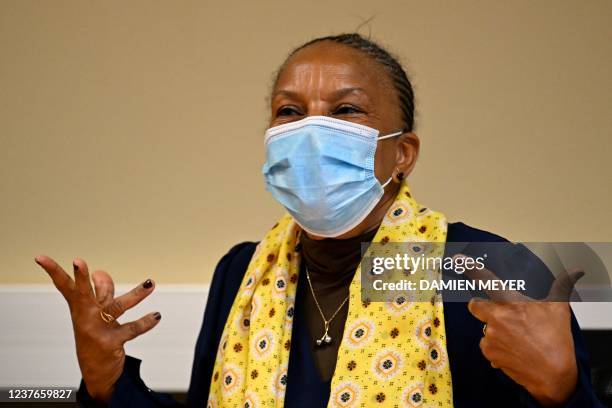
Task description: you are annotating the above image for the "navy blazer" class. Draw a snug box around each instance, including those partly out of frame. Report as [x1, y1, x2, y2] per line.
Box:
[78, 222, 603, 407]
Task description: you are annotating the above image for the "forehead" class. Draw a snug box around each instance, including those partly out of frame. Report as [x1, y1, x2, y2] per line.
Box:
[274, 41, 394, 94]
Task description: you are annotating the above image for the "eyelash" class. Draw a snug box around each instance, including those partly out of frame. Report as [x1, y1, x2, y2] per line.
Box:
[276, 106, 301, 117]
[334, 104, 363, 115]
[276, 104, 364, 117]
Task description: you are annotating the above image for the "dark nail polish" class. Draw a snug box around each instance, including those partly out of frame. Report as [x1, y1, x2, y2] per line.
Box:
[397, 172, 404, 181]
[73, 261, 79, 272]
[143, 279, 153, 289]
[153, 312, 161, 320]
[34, 257, 42, 266]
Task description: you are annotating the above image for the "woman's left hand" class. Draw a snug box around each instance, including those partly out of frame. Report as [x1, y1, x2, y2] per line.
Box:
[458, 254, 583, 407]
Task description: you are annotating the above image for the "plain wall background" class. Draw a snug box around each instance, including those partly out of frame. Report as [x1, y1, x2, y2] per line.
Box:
[1, 0, 610, 284]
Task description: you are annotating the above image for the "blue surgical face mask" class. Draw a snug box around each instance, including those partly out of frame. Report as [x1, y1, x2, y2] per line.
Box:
[262, 116, 403, 238]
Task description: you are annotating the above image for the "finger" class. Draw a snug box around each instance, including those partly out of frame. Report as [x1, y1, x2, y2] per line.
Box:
[103, 279, 155, 319]
[454, 254, 525, 302]
[479, 337, 492, 361]
[116, 312, 161, 343]
[467, 297, 493, 323]
[547, 268, 585, 301]
[34, 255, 75, 300]
[92, 270, 115, 305]
[479, 337, 501, 369]
[73, 258, 95, 298]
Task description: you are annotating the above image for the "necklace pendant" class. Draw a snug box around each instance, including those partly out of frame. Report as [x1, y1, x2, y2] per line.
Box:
[316, 325, 332, 347]
[306, 269, 348, 348]
[316, 333, 332, 347]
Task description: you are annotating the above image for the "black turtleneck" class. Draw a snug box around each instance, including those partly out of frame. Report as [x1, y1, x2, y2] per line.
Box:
[298, 226, 378, 381]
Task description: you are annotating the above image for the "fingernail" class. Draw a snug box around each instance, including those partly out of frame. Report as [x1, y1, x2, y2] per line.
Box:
[143, 279, 153, 289]
[153, 312, 161, 320]
[73, 261, 79, 272]
[34, 257, 42, 266]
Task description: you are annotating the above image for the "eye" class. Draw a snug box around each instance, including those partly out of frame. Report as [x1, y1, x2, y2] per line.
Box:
[333, 104, 364, 115]
[276, 106, 302, 117]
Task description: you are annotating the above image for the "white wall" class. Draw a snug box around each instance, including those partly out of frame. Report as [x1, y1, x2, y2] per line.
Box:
[0, 284, 208, 391]
[0, 284, 610, 391]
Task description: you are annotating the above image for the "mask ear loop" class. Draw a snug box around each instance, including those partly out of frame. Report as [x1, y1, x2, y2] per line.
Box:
[378, 129, 407, 188]
[377, 130, 404, 140]
[381, 177, 393, 189]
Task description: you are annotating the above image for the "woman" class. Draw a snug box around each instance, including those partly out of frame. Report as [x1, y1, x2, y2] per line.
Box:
[35, 33, 601, 407]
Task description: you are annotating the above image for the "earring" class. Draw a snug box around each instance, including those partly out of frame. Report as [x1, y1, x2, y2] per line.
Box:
[396, 170, 404, 182]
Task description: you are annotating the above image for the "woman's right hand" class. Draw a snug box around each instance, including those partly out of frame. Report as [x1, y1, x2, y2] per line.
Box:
[35, 255, 161, 402]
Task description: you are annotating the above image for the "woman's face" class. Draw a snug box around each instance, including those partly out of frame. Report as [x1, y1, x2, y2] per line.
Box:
[269, 40, 419, 239]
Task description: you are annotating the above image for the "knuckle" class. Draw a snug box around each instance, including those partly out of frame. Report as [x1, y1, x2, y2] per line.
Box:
[98, 293, 111, 306]
[480, 338, 493, 357]
[479, 338, 488, 352]
[128, 322, 141, 337]
[131, 285, 144, 298]
[485, 324, 496, 339]
[468, 299, 481, 315]
[489, 308, 502, 324]
[106, 300, 124, 317]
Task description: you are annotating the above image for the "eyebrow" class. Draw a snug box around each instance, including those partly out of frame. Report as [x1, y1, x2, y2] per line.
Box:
[271, 87, 368, 101]
[328, 87, 367, 100]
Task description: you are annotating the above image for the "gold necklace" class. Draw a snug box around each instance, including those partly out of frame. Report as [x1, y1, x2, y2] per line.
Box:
[305, 268, 350, 347]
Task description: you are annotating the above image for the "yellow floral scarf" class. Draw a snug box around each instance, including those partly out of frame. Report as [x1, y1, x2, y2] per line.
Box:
[207, 183, 453, 407]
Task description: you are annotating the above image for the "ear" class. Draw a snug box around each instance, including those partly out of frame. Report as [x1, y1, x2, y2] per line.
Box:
[393, 132, 420, 182]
